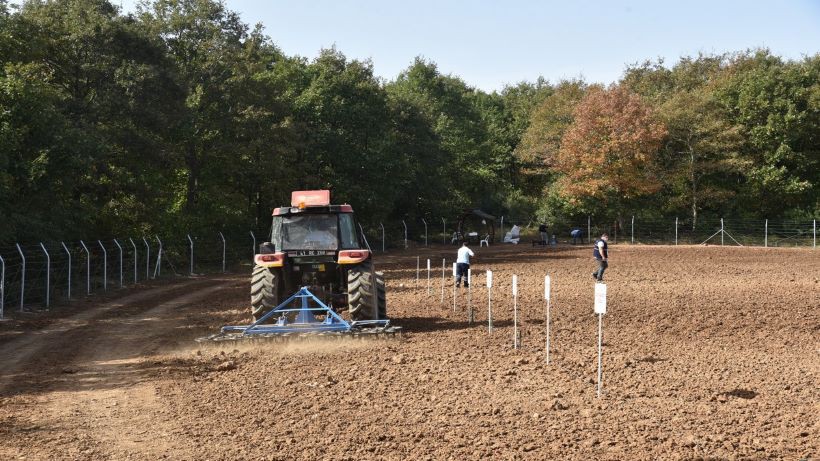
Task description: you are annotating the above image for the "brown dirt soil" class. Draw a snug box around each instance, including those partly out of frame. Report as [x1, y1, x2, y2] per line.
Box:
[0, 245, 818, 460]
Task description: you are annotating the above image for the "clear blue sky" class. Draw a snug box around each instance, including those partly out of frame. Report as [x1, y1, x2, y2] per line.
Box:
[121, 0, 820, 92]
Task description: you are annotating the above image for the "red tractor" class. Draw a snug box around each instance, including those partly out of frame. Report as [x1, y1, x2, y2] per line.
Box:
[251, 190, 386, 322]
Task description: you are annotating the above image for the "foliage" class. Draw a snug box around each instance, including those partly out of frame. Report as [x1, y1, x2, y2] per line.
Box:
[0, 0, 816, 244]
[554, 85, 667, 217]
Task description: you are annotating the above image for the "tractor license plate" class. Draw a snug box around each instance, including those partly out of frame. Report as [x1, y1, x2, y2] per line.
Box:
[313, 264, 325, 272]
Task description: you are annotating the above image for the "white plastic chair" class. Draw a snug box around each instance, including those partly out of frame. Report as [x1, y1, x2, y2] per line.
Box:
[480, 234, 490, 247]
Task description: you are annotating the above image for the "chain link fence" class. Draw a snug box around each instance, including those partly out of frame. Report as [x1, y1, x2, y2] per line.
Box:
[0, 229, 260, 318]
[1, 215, 815, 319]
[361, 215, 817, 250]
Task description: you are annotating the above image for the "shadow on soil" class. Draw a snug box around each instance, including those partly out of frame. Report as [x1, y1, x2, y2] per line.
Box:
[397, 316, 516, 333]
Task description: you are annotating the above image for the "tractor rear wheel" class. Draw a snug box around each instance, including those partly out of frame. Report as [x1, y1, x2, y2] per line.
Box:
[347, 261, 386, 321]
[251, 265, 281, 322]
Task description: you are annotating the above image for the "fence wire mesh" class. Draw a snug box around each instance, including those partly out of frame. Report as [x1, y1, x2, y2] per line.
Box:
[0, 216, 815, 318]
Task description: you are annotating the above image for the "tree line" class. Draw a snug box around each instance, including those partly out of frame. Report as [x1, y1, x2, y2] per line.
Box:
[1, 0, 817, 243]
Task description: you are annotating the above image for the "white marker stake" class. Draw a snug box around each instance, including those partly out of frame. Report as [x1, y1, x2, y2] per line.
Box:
[545, 275, 551, 364]
[512, 274, 519, 349]
[486, 270, 493, 333]
[416, 256, 420, 286]
[452, 263, 457, 313]
[467, 269, 473, 323]
[594, 283, 607, 398]
[440, 258, 445, 305]
[427, 258, 431, 295]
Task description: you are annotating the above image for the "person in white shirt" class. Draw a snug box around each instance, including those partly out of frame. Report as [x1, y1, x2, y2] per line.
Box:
[455, 242, 475, 288]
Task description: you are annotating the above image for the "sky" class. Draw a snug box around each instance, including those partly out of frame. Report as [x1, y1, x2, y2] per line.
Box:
[118, 0, 820, 92]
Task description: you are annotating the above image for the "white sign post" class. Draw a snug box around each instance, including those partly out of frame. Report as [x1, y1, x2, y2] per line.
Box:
[416, 256, 420, 286]
[486, 270, 493, 333]
[467, 269, 473, 323]
[440, 258, 445, 305]
[544, 275, 551, 364]
[452, 262, 457, 313]
[426, 258, 431, 295]
[594, 283, 607, 398]
[512, 274, 519, 349]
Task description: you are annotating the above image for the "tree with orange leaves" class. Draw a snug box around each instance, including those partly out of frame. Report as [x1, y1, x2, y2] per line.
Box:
[556, 86, 667, 216]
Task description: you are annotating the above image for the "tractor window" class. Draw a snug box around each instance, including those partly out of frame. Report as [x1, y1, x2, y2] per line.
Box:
[338, 213, 359, 249]
[278, 214, 339, 250]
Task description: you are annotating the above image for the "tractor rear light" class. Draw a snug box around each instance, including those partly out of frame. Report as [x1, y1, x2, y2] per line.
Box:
[338, 250, 370, 265]
[254, 252, 285, 267]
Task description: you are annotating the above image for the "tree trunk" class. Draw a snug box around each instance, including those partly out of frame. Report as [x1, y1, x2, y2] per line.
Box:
[255, 191, 263, 230]
[690, 147, 698, 231]
[185, 144, 200, 211]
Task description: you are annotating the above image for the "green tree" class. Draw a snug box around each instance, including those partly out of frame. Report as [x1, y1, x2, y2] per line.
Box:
[387, 58, 496, 213]
[659, 88, 745, 228]
[715, 51, 819, 216]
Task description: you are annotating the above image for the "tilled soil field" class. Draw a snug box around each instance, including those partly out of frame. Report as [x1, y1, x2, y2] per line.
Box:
[0, 244, 818, 460]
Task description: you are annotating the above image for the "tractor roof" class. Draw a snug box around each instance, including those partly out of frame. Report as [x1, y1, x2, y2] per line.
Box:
[272, 190, 353, 216]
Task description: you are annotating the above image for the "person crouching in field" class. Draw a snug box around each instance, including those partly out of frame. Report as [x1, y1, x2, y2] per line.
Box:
[456, 241, 475, 288]
[592, 233, 609, 282]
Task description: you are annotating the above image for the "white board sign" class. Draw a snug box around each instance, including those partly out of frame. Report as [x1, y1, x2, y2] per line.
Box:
[512, 275, 518, 296]
[594, 283, 607, 314]
[452, 262, 457, 277]
[544, 275, 551, 301]
[486, 270, 493, 288]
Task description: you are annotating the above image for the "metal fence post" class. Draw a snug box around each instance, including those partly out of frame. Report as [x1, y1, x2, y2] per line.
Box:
[113, 239, 123, 288]
[219, 232, 226, 273]
[129, 238, 138, 284]
[142, 237, 150, 281]
[80, 240, 90, 295]
[814, 219, 816, 249]
[39, 243, 50, 309]
[764, 219, 768, 248]
[631, 216, 634, 244]
[588, 216, 591, 244]
[98, 240, 107, 291]
[500, 216, 504, 242]
[721, 218, 724, 246]
[0, 254, 5, 319]
[422, 219, 428, 247]
[441, 217, 446, 245]
[61, 242, 71, 299]
[401, 221, 407, 249]
[249, 231, 256, 259]
[15, 244, 25, 311]
[154, 236, 163, 278]
[675, 217, 678, 246]
[187, 234, 194, 275]
[379, 223, 385, 252]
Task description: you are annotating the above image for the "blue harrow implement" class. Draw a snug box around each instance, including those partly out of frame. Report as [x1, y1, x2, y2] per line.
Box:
[197, 286, 401, 343]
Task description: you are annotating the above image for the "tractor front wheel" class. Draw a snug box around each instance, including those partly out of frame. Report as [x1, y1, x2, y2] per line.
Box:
[347, 261, 386, 321]
[251, 265, 282, 322]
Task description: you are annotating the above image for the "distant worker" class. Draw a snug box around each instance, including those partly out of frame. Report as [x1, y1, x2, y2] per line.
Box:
[455, 241, 475, 288]
[592, 233, 609, 283]
[538, 223, 548, 244]
[570, 228, 583, 245]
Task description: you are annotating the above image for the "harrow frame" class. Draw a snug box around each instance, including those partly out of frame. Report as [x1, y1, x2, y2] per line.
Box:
[198, 286, 400, 342]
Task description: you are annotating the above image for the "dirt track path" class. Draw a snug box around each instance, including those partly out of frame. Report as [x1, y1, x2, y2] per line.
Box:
[0, 276, 244, 460]
[0, 246, 818, 460]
